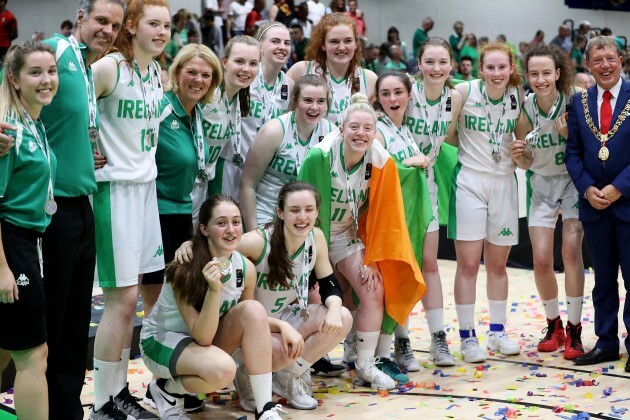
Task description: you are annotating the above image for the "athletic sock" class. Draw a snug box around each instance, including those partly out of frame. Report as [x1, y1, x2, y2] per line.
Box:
[355, 331, 379, 368]
[455, 303, 475, 333]
[250, 372, 272, 414]
[488, 300, 507, 331]
[541, 298, 560, 320]
[93, 358, 119, 411]
[394, 317, 409, 338]
[566, 296, 584, 325]
[425, 308, 445, 335]
[375, 333, 392, 359]
[115, 348, 130, 395]
[285, 357, 312, 376]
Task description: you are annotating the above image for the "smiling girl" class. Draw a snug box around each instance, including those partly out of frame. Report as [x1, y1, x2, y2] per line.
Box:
[298, 94, 425, 390]
[375, 40, 463, 371]
[224, 22, 295, 205]
[89, 0, 170, 417]
[240, 74, 333, 230]
[0, 40, 58, 420]
[196, 36, 259, 214]
[448, 42, 524, 364]
[236, 181, 351, 410]
[287, 13, 376, 126]
[510, 44, 585, 360]
[142, 195, 283, 419]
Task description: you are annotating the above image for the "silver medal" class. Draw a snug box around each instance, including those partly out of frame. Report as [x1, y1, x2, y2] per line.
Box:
[45, 199, 58, 216]
[214, 256, 232, 276]
[492, 151, 502, 164]
[88, 127, 99, 143]
[197, 169, 210, 182]
[232, 153, 244, 167]
[300, 308, 310, 322]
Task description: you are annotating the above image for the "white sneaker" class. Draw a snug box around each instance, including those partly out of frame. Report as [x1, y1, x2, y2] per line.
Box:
[272, 369, 318, 410]
[428, 331, 457, 367]
[355, 357, 396, 390]
[487, 330, 521, 356]
[232, 349, 256, 412]
[343, 331, 357, 367]
[256, 402, 288, 420]
[460, 337, 487, 363]
[394, 337, 420, 372]
[148, 379, 190, 419]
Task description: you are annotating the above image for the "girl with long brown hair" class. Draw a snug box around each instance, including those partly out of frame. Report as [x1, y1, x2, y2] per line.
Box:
[142, 195, 283, 419]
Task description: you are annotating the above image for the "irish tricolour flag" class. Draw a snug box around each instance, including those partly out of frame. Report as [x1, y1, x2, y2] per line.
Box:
[299, 132, 429, 333]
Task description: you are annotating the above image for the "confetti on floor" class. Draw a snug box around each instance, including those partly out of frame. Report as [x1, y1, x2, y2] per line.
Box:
[1, 260, 628, 419]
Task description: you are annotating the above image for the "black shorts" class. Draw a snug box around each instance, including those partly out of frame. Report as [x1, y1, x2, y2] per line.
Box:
[0, 220, 46, 351]
[143, 214, 192, 285]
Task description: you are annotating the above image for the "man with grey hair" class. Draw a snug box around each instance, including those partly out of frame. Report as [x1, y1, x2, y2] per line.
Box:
[566, 36, 630, 373]
[39, 0, 125, 418]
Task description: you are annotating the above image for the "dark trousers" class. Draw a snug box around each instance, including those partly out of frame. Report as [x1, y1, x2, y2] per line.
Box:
[582, 210, 630, 354]
[143, 214, 193, 284]
[43, 196, 96, 420]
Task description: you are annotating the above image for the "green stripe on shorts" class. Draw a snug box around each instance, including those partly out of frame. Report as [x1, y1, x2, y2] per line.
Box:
[94, 182, 117, 287]
[141, 336, 174, 371]
[525, 170, 533, 224]
[208, 157, 226, 196]
[447, 162, 462, 240]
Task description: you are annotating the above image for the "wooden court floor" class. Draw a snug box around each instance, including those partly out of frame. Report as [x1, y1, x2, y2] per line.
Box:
[2, 260, 629, 419]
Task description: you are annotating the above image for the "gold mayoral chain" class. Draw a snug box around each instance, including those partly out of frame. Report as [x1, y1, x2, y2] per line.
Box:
[581, 90, 630, 161]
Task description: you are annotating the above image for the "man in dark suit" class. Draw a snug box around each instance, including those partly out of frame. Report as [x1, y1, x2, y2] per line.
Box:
[566, 36, 630, 372]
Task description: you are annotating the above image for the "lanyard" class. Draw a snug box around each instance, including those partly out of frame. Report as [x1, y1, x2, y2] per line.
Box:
[290, 112, 319, 173]
[68, 35, 98, 148]
[68, 36, 97, 130]
[172, 94, 207, 181]
[256, 65, 282, 125]
[525, 92, 562, 148]
[325, 68, 353, 126]
[133, 60, 159, 141]
[414, 81, 448, 164]
[480, 82, 509, 163]
[22, 109, 56, 215]
[379, 113, 420, 156]
[295, 230, 314, 322]
[338, 142, 368, 235]
[222, 88, 243, 166]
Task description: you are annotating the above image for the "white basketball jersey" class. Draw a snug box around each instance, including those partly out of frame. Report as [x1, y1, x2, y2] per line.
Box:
[254, 228, 316, 318]
[522, 92, 568, 177]
[256, 112, 333, 225]
[242, 70, 291, 155]
[96, 53, 163, 183]
[201, 86, 236, 178]
[329, 138, 371, 236]
[406, 81, 454, 166]
[306, 61, 368, 126]
[458, 80, 521, 175]
[218, 251, 247, 316]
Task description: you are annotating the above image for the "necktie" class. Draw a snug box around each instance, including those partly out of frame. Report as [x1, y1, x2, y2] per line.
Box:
[601, 90, 612, 135]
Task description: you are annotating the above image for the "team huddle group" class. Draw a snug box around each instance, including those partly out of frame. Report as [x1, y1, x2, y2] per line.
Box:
[0, 0, 628, 419]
